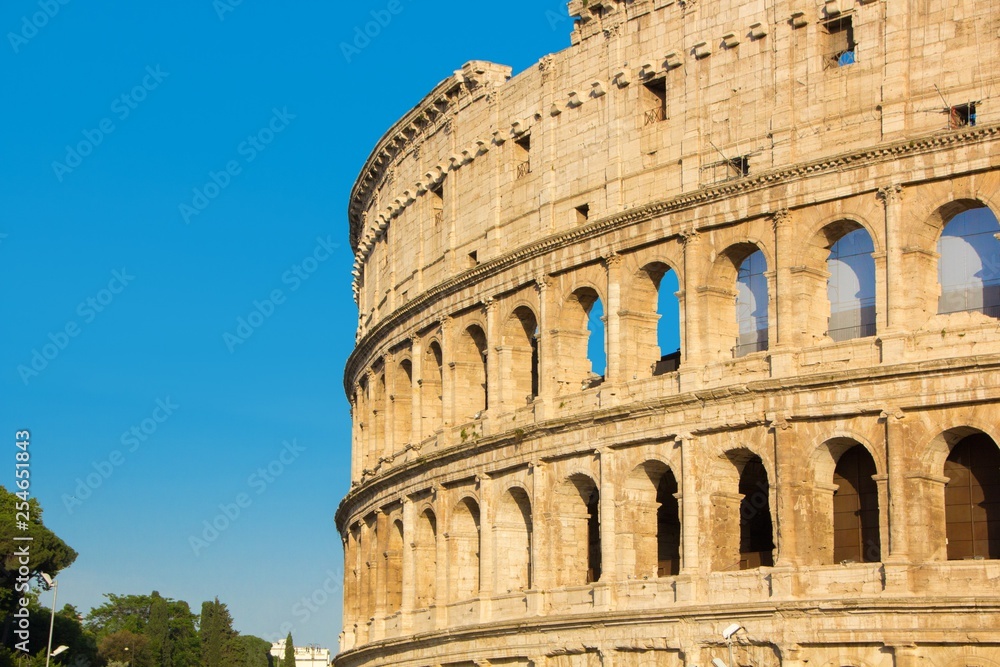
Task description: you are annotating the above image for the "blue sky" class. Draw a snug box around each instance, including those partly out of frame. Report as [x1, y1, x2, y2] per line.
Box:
[1, 0, 571, 648]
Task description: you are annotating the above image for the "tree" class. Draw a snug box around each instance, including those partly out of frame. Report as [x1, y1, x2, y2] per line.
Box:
[282, 632, 295, 667]
[0, 487, 77, 645]
[85, 592, 199, 667]
[199, 598, 235, 667]
[232, 635, 271, 667]
[98, 629, 150, 667]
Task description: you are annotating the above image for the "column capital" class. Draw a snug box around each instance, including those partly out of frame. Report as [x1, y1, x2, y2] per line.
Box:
[483, 296, 498, 313]
[679, 228, 700, 246]
[771, 207, 791, 230]
[603, 251, 623, 269]
[877, 183, 904, 206]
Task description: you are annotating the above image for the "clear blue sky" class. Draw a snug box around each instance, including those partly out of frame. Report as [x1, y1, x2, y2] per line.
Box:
[1, 0, 571, 648]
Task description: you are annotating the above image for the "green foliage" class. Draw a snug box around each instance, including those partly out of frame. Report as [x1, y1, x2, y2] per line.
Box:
[282, 633, 295, 667]
[98, 629, 150, 667]
[198, 599, 235, 667]
[0, 486, 78, 619]
[231, 635, 272, 667]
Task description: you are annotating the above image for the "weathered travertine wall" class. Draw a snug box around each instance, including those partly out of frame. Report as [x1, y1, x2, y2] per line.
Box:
[336, 1, 1000, 666]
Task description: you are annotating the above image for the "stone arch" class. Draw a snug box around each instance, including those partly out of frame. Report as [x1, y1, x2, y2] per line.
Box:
[704, 242, 771, 358]
[385, 518, 404, 614]
[799, 219, 879, 343]
[454, 324, 488, 421]
[494, 485, 533, 593]
[554, 284, 606, 389]
[934, 200, 1000, 319]
[500, 305, 539, 409]
[414, 507, 438, 608]
[394, 357, 413, 448]
[943, 431, 1000, 559]
[710, 448, 775, 570]
[551, 473, 601, 586]
[620, 460, 681, 578]
[448, 496, 481, 601]
[421, 339, 444, 437]
[622, 260, 682, 377]
[822, 441, 882, 563]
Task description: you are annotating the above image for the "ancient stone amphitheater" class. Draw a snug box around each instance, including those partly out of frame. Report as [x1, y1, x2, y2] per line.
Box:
[335, 1, 1000, 666]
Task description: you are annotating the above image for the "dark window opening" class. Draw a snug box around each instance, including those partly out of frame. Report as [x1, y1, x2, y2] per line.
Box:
[824, 15, 856, 67]
[950, 102, 977, 128]
[656, 472, 681, 576]
[642, 77, 667, 125]
[945, 434, 1000, 560]
[530, 334, 539, 398]
[575, 203, 590, 223]
[833, 445, 881, 563]
[514, 135, 531, 180]
[467, 250, 479, 267]
[729, 155, 750, 178]
[739, 457, 775, 569]
[586, 488, 602, 583]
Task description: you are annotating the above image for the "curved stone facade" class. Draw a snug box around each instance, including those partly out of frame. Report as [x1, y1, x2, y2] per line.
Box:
[337, 2, 1000, 667]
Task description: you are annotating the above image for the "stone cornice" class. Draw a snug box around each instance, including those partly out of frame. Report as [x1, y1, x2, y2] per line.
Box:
[344, 123, 1000, 395]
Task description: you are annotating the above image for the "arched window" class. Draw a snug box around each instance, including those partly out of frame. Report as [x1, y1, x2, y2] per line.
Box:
[735, 250, 769, 356]
[739, 456, 774, 569]
[495, 487, 532, 592]
[938, 206, 1000, 318]
[656, 268, 682, 373]
[656, 469, 681, 576]
[827, 228, 877, 341]
[832, 445, 881, 563]
[553, 474, 601, 586]
[945, 433, 1000, 559]
[622, 461, 681, 578]
[449, 498, 481, 601]
[394, 359, 412, 448]
[386, 519, 404, 613]
[421, 341, 443, 437]
[455, 325, 488, 421]
[586, 294, 606, 382]
[554, 287, 606, 391]
[502, 306, 539, 407]
[414, 509, 437, 608]
[624, 263, 681, 377]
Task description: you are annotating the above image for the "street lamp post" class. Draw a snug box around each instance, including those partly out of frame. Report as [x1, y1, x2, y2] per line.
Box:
[39, 573, 59, 667]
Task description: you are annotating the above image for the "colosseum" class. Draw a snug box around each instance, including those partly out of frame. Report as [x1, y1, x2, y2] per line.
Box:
[335, 1, 1000, 666]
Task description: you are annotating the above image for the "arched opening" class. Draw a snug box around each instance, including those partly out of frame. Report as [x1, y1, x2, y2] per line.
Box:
[394, 359, 413, 448]
[833, 445, 881, 563]
[421, 341, 443, 437]
[624, 262, 682, 377]
[502, 306, 539, 408]
[553, 474, 601, 586]
[386, 519, 404, 613]
[945, 433, 1000, 559]
[553, 286, 606, 391]
[938, 205, 1000, 318]
[455, 324, 488, 421]
[414, 509, 437, 608]
[621, 461, 681, 578]
[735, 250, 769, 356]
[587, 296, 606, 381]
[738, 456, 775, 569]
[656, 470, 681, 576]
[495, 487, 532, 592]
[449, 498, 481, 601]
[827, 227, 877, 341]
